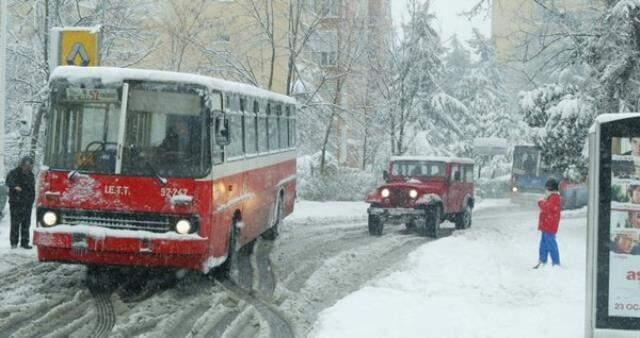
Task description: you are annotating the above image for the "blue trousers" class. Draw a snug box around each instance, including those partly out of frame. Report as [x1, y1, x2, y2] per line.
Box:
[539, 232, 560, 265]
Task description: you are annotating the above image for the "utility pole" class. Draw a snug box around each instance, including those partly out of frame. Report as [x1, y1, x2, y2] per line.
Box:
[0, 0, 8, 179]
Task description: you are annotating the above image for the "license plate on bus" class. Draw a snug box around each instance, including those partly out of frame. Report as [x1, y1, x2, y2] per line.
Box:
[71, 233, 88, 250]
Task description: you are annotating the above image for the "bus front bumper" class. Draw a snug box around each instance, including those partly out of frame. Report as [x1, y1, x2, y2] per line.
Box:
[33, 225, 210, 271]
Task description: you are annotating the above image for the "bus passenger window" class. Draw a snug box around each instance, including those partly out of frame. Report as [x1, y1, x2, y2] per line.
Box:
[268, 104, 278, 151]
[258, 101, 267, 153]
[290, 107, 296, 146]
[227, 112, 243, 159]
[278, 105, 287, 149]
[245, 100, 258, 155]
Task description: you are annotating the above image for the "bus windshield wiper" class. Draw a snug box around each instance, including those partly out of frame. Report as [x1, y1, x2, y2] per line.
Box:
[129, 145, 167, 186]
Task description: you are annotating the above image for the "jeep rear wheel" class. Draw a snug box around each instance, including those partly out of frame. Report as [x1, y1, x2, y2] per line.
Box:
[368, 215, 383, 236]
[405, 220, 416, 232]
[455, 206, 472, 230]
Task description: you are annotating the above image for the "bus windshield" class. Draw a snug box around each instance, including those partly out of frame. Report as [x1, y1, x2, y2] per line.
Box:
[391, 161, 446, 178]
[512, 146, 539, 176]
[45, 81, 213, 178]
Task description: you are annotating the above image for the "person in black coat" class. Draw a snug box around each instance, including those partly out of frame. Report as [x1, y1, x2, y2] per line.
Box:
[6, 157, 35, 249]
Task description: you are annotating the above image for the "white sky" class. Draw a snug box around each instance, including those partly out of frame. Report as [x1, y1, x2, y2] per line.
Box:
[391, 0, 491, 46]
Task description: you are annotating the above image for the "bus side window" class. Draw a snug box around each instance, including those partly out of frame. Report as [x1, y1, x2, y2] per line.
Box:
[258, 100, 267, 154]
[227, 96, 243, 159]
[278, 104, 287, 149]
[290, 105, 296, 147]
[211, 92, 224, 165]
[267, 103, 278, 151]
[244, 99, 257, 156]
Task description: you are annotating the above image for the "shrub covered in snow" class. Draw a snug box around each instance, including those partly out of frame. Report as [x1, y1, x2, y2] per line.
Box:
[297, 153, 379, 201]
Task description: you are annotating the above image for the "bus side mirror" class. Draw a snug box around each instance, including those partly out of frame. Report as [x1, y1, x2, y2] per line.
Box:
[383, 170, 389, 182]
[214, 114, 230, 146]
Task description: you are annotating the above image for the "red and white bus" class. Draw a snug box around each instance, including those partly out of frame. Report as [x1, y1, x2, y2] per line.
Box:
[33, 66, 297, 273]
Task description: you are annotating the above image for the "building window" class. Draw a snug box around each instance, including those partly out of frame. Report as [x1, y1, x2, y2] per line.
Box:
[310, 0, 340, 18]
[309, 30, 338, 67]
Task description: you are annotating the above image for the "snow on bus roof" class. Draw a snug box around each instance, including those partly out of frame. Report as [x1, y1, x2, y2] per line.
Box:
[390, 156, 474, 164]
[590, 113, 640, 133]
[50, 66, 297, 105]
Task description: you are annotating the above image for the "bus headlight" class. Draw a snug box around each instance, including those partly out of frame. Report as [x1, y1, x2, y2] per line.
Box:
[512, 187, 518, 193]
[409, 189, 418, 199]
[381, 188, 390, 198]
[175, 219, 192, 235]
[42, 211, 58, 227]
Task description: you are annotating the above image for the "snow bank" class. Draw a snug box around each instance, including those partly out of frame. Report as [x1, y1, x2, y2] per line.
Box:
[288, 201, 369, 225]
[310, 207, 586, 338]
[0, 206, 37, 273]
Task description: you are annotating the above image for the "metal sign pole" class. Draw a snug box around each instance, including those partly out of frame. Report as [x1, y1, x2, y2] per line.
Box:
[0, 0, 8, 181]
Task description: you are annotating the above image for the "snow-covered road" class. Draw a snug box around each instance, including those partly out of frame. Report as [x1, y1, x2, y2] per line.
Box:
[309, 203, 587, 338]
[0, 199, 577, 337]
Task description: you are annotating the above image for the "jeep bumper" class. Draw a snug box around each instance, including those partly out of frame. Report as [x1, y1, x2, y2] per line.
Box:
[368, 207, 424, 224]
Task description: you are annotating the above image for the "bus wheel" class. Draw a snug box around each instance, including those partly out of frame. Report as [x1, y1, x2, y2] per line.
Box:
[262, 195, 283, 241]
[218, 222, 240, 278]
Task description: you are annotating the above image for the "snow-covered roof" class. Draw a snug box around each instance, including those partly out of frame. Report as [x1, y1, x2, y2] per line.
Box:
[390, 156, 474, 165]
[590, 113, 640, 133]
[51, 26, 101, 34]
[50, 66, 297, 105]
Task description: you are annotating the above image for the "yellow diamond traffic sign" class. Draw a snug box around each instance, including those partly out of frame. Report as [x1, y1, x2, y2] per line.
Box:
[55, 28, 100, 67]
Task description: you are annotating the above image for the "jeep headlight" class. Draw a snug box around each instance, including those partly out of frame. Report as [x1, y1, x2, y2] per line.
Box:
[381, 188, 390, 198]
[175, 219, 192, 235]
[42, 211, 58, 227]
[512, 187, 518, 193]
[409, 189, 418, 199]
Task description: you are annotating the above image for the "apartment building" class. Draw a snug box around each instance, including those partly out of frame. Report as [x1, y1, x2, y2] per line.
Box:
[492, 0, 601, 63]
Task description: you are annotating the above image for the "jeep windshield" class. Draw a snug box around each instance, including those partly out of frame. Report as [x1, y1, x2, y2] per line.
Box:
[390, 161, 447, 179]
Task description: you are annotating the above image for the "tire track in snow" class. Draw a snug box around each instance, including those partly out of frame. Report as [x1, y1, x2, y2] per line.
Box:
[254, 240, 276, 298]
[218, 278, 294, 338]
[274, 221, 436, 335]
[89, 289, 115, 338]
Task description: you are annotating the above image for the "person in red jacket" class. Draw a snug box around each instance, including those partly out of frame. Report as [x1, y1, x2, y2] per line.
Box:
[534, 178, 562, 269]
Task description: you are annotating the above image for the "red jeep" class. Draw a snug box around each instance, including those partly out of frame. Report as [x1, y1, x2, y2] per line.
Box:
[366, 156, 475, 237]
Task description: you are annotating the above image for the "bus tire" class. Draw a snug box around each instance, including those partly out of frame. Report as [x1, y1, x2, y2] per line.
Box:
[368, 215, 383, 236]
[262, 195, 283, 241]
[219, 222, 239, 278]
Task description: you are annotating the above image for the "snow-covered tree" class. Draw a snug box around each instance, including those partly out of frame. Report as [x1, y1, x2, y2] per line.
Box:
[519, 84, 594, 176]
[387, 0, 474, 156]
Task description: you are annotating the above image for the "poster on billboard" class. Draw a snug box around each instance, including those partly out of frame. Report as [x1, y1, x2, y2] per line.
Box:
[609, 137, 640, 318]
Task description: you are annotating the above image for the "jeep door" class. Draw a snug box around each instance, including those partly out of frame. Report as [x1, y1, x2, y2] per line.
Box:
[448, 164, 465, 213]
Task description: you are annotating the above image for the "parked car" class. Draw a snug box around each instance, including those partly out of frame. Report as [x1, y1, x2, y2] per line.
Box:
[366, 156, 475, 237]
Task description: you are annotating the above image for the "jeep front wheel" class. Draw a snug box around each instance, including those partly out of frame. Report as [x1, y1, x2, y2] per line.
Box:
[419, 206, 441, 238]
[368, 214, 383, 236]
